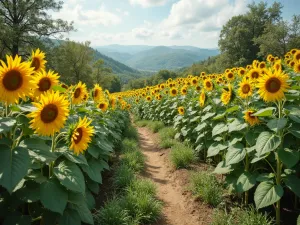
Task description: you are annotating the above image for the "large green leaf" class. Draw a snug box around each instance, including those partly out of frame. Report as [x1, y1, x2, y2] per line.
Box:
[40, 178, 68, 215]
[58, 147, 88, 165]
[256, 173, 275, 182]
[255, 132, 281, 157]
[288, 123, 300, 138]
[0, 117, 16, 134]
[254, 181, 283, 209]
[236, 172, 257, 193]
[213, 161, 233, 174]
[225, 143, 246, 165]
[80, 158, 103, 183]
[252, 107, 275, 117]
[267, 118, 288, 133]
[194, 123, 207, 132]
[226, 105, 239, 113]
[20, 138, 49, 151]
[54, 161, 85, 193]
[15, 181, 40, 203]
[297, 215, 300, 225]
[228, 119, 248, 133]
[58, 208, 81, 225]
[212, 123, 228, 137]
[284, 175, 300, 198]
[201, 112, 216, 122]
[87, 179, 99, 194]
[0, 146, 30, 193]
[3, 212, 31, 225]
[278, 148, 299, 169]
[207, 143, 228, 157]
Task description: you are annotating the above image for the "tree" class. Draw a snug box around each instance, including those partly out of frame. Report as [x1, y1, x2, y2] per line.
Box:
[0, 0, 74, 56]
[92, 59, 113, 84]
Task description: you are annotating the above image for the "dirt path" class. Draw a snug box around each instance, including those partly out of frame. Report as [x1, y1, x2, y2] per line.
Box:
[137, 127, 213, 225]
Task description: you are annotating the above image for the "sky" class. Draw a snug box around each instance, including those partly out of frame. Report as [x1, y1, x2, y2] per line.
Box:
[51, 0, 300, 48]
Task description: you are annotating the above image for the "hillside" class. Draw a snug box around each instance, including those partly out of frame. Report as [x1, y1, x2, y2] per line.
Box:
[95, 45, 219, 71]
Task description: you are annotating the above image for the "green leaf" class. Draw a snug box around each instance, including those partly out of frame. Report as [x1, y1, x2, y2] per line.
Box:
[0, 146, 30, 193]
[194, 123, 207, 132]
[0, 117, 17, 134]
[254, 181, 283, 209]
[225, 143, 246, 165]
[284, 175, 300, 198]
[212, 113, 226, 121]
[52, 85, 66, 93]
[70, 203, 94, 224]
[3, 212, 31, 225]
[245, 131, 258, 146]
[255, 132, 281, 157]
[267, 118, 288, 133]
[213, 161, 233, 174]
[288, 123, 300, 138]
[236, 172, 257, 193]
[228, 118, 248, 133]
[20, 138, 49, 151]
[201, 112, 216, 122]
[212, 123, 228, 137]
[15, 181, 40, 203]
[252, 107, 275, 117]
[226, 105, 239, 113]
[54, 161, 85, 193]
[85, 190, 95, 210]
[58, 208, 81, 225]
[297, 215, 300, 225]
[40, 178, 68, 215]
[278, 148, 299, 169]
[80, 158, 103, 183]
[256, 173, 275, 182]
[87, 179, 99, 194]
[207, 143, 228, 157]
[59, 148, 88, 165]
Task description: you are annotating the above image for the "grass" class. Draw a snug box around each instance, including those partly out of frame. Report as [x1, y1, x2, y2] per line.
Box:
[211, 207, 274, 225]
[135, 120, 149, 127]
[170, 142, 196, 168]
[126, 179, 157, 197]
[112, 164, 135, 190]
[124, 125, 139, 141]
[159, 138, 177, 149]
[121, 150, 145, 173]
[158, 127, 176, 140]
[122, 138, 139, 152]
[190, 171, 223, 207]
[147, 121, 165, 133]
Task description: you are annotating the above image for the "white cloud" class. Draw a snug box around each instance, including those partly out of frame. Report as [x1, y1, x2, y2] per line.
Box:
[116, 8, 130, 16]
[129, 0, 168, 8]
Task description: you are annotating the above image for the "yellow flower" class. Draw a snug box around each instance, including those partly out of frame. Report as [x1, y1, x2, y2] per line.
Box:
[294, 60, 300, 73]
[30, 49, 47, 73]
[146, 95, 152, 101]
[191, 77, 198, 86]
[0, 55, 35, 104]
[256, 69, 289, 102]
[238, 68, 246, 77]
[178, 106, 184, 115]
[181, 86, 188, 95]
[69, 117, 94, 155]
[93, 84, 103, 102]
[226, 71, 235, 82]
[221, 85, 232, 105]
[28, 91, 69, 136]
[294, 50, 300, 61]
[203, 79, 213, 91]
[98, 101, 108, 112]
[199, 89, 206, 107]
[72, 81, 87, 104]
[170, 87, 178, 97]
[32, 70, 59, 98]
[238, 80, 253, 99]
[248, 68, 261, 81]
[244, 110, 260, 126]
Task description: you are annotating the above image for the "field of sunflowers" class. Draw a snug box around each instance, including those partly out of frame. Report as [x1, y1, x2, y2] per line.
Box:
[0, 50, 132, 224]
[118, 49, 300, 225]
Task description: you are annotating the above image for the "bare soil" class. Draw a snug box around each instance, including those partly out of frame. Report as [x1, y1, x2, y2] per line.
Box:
[137, 127, 213, 225]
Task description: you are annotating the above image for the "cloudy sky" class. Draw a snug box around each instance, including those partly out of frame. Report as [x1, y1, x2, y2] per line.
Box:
[51, 0, 300, 48]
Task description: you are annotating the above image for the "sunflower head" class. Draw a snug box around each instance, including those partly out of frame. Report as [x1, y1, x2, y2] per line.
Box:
[294, 60, 300, 73]
[256, 69, 290, 102]
[238, 80, 253, 99]
[199, 89, 206, 107]
[28, 91, 69, 136]
[72, 81, 87, 104]
[248, 68, 261, 81]
[226, 72, 235, 81]
[32, 70, 59, 99]
[30, 49, 47, 73]
[203, 79, 213, 91]
[294, 50, 300, 61]
[68, 117, 94, 155]
[146, 95, 152, 101]
[244, 110, 260, 126]
[238, 68, 246, 77]
[0, 55, 35, 104]
[178, 106, 185, 115]
[93, 84, 103, 102]
[170, 87, 178, 97]
[181, 86, 188, 95]
[221, 84, 233, 105]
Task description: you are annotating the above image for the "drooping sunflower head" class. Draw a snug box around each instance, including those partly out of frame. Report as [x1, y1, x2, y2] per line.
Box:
[199, 89, 206, 107]
[28, 91, 69, 136]
[69, 117, 94, 155]
[0, 55, 35, 104]
[256, 69, 290, 102]
[203, 79, 213, 91]
[244, 110, 260, 126]
[30, 49, 47, 73]
[221, 84, 233, 105]
[238, 80, 253, 99]
[178, 106, 185, 115]
[72, 81, 87, 104]
[170, 87, 178, 97]
[32, 70, 59, 98]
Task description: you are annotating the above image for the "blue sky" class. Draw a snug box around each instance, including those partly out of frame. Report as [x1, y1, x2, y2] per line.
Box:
[51, 0, 300, 48]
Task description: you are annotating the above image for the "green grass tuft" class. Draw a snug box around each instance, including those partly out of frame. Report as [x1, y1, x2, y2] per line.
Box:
[135, 120, 149, 127]
[170, 142, 196, 168]
[112, 164, 135, 190]
[147, 121, 165, 133]
[127, 179, 157, 197]
[159, 127, 176, 140]
[121, 150, 145, 173]
[159, 138, 177, 149]
[122, 138, 139, 152]
[190, 171, 223, 207]
[124, 125, 139, 141]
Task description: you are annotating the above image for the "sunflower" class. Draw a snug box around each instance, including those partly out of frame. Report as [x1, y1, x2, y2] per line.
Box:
[30, 49, 47, 73]
[294, 60, 300, 73]
[204, 79, 213, 91]
[28, 91, 69, 136]
[226, 72, 235, 82]
[195, 85, 201, 92]
[294, 50, 300, 61]
[199, 89, 206, 107]
[146, 95, 152, 101]
[178, 106, 185, 115]
[72, 81, 87, 104]
[93, 84, 102, 102]
[221, 85, 232, 105]
[244, 110, 260, 126]
[238, 68, 246, 77]
[32, 70, 59, 98]
[248, 68, 261, 81]
[238, 80, 253, 99]
[69, 117, 94, 155]
[191, 77, 198, 86]
[170, 87, 178, 97]
[0, 55, 35, 104]
[181, 86, 187, 95]
[256, 69, 289, 102]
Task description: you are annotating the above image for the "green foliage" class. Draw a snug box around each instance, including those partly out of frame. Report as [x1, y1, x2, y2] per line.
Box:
[190, 171, 223, 207]
[127, 179, 157, 197]
[135, 120, 149, 127]
[112, 164, 136, 190]
[147, 121, 165, 133]
[159, 127, 177, 140]
[122, 138, 139, 152]
[170, 142, 196, 168]
[124, 126, 139, 141]
[121, 150, 145, 173]
[159, 138, 177, 149]
[211, 207, 273, 225]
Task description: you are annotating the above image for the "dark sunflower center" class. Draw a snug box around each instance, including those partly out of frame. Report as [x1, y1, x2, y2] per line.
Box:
[3, 70, 23, 91]
[73, 128, 83, 144]
[297, 64, 300, 71]
[38, 77, 51, 91]
[196, 86, 201, 90]
[248, 112, 256, 119]
[193, 80, 197, 84]
[40, 104, 58, 123]
[94, 89, 99, 98]
[240, 70, 245, 75]
[99, 103, 105, 109]
[31, 57, 41, 71]
[251, 72, 259, 79]
[260, 64, 265, 69]
[206, 82, 212, 88]
[266, 78, 281, 93]
[74, 88, 81, 98]
[228, 73, 233, 79]
[295, 53, 300, 61]
[183, 89, 187, 93]
[242, 84, 250, 94]
[172, 90, 176, 94]
[61, 84, 68, 89]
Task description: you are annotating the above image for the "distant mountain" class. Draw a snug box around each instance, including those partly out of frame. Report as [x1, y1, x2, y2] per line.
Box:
[94, 45, 219, 71]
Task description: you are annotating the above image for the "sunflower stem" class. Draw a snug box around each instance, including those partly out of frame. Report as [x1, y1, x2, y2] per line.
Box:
[49, 133, 57, 178]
